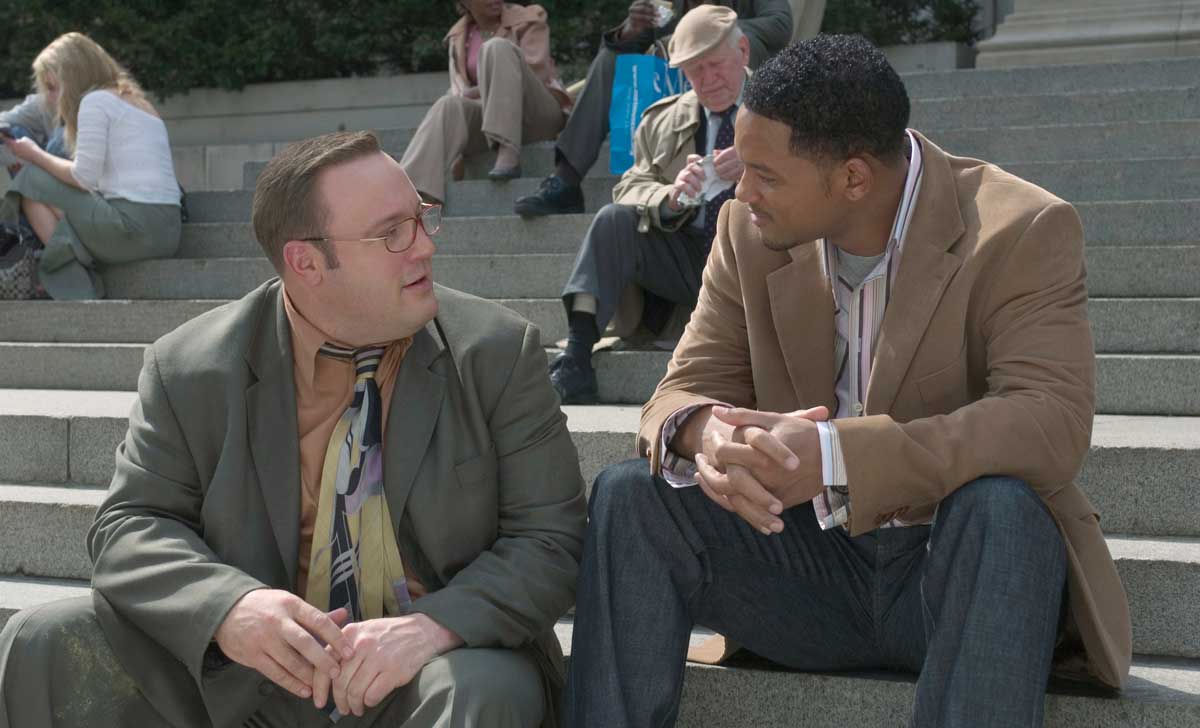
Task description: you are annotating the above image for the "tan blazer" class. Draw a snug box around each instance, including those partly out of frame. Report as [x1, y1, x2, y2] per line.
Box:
[638, 132, 1132, 688]
[445, 3, 572, 112]
[86, 281, 586, 727]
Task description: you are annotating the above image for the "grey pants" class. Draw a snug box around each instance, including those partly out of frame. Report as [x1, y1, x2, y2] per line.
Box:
[2, 164, 180, 299]
[564, 460, 1068, 727]
[561, 203, 709, 333]
[555, 46, 620, 179]
[0, 596, 545, 728]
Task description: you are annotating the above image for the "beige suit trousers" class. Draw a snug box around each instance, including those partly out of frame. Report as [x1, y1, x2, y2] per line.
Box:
[0, 596, 545, 728]
[401, 38, 565, 203]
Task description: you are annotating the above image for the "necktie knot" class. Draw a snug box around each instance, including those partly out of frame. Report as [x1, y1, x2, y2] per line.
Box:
[318, 343, 385, 380]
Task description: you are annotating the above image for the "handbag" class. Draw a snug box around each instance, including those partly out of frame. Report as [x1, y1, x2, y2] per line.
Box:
[0, 226, 39, 300]
[608, 41, 688, 175]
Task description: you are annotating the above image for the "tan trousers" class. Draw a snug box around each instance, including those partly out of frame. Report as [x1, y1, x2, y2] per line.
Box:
[0, 596, 545, 728]
[401, 38, 565, 203]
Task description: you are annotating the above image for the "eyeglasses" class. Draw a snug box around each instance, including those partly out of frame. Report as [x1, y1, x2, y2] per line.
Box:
[301, 203, 442, 254]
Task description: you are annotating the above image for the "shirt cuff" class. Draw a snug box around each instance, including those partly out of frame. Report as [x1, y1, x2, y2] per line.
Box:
[812, 421, 851, 530]
[659, 403, 726, 488]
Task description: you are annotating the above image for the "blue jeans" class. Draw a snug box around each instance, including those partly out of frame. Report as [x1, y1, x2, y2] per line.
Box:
[564, 459, 1067, 727]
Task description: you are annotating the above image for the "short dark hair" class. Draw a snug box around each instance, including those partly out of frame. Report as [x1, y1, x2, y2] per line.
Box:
[252, 130, 381, 272]
[744, 34, 910, 163]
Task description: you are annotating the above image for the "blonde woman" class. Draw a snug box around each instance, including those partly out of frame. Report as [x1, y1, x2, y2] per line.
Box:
[400, 0, 572, 205]
[1, 32, 181, 299]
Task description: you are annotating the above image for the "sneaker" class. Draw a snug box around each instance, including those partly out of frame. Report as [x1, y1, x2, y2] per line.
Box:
[514, 175, 584, 217]
[548, 353, 598, 405]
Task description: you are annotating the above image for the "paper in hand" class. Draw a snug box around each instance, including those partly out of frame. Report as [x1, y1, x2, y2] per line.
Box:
[676, 154, 734, 208]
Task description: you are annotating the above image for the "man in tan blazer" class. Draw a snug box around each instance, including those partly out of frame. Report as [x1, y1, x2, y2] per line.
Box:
[564, 36, 1131, 727]
[0, 131, 586, 727]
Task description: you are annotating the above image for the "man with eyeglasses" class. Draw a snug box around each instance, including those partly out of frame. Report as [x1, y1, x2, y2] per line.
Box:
[0, 131, 587, 728]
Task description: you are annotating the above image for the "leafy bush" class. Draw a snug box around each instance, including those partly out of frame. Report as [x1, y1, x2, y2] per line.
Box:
[1, 1, 979, 100]
[0, 0, 627, 99]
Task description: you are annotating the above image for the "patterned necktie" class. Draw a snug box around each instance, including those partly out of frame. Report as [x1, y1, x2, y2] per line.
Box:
[305, 344, 412, 622]
[702, 106, 737, 242]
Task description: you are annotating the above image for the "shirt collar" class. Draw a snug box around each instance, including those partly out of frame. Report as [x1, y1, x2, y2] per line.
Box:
[282, 286, 354, 390]
[821, 129, 924, 285]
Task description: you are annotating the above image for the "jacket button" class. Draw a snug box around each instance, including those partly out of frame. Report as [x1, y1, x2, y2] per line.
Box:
[258, 681, 275, 696]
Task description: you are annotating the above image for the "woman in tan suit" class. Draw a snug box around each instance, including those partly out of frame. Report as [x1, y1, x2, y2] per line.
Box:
[401, 0, 572, 205]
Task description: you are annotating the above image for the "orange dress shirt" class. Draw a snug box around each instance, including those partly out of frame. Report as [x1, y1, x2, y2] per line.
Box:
[283, 291, 426, 601]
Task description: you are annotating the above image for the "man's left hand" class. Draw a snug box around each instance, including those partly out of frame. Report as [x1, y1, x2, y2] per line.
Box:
[697, 406, 828, 532]
[321, 613, 462, 717]
[712, 145, 744, 183]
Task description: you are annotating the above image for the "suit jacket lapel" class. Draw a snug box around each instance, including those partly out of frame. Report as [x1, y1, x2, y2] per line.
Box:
[245, 283, 302, 587]
[865, 133, 966, 415]
[384, 318, 447, 535]
[767, 241, 837, 412]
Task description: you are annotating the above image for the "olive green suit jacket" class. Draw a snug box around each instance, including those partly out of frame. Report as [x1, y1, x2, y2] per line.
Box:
[86, 280, 587, 727]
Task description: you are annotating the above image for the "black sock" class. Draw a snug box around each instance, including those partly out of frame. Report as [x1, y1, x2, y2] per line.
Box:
[565, 310, 599, 368]
[555, 159, 582, 188]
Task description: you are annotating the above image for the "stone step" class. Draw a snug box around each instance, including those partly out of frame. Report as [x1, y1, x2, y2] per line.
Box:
[242, 120, 1200, 194]
[441, 158, 1200, 217]
[176, 215, 598, 258]
[99, 244, 1200, 302]
[179, 198, 1200, 253]
[551, 348, 1200, 415]
[0, 576, 91, 626]
[901, 56, 1200, 100]
[908, 86, 1200, 130]
[2, 389, 1197, 536]
[0, 482, 1197, 660]
[0, 576, 1197, 724]
[2, 297, 1195, 355]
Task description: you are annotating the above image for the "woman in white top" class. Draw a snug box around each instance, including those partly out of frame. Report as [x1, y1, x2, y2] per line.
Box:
[1, 32, 181, 299]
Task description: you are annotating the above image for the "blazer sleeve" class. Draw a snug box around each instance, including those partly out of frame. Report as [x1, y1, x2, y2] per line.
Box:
[87, 345, 268, 681]
[409, 322, 587, 648]
[834, 201, 1096, 535]
[513, 7, 554, 83]
[741, 0, 795, 68]
[612, 103, 692, 232]
[639, 200, 757, 470]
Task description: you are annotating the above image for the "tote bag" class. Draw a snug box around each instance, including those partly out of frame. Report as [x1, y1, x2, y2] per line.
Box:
[609, 46, 688, 175]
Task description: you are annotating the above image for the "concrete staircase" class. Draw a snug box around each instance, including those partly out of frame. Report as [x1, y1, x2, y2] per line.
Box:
[2, 57, 1199, 723]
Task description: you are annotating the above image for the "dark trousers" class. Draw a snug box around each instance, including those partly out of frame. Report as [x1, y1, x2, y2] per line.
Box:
[556, 47, 620, 178]
[564, 459, 1068, 727]
[561, 203, 709, 333]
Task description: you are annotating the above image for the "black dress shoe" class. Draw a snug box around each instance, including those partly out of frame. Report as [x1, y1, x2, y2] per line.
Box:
[514, 175, 584, 217]
[548, 353, 598, 404]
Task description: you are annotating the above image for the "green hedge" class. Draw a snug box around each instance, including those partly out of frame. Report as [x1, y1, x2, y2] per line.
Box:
[1, 0, 977, 100]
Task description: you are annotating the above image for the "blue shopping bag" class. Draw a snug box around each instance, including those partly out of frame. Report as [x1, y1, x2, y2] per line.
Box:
[608, 52, 688, 175]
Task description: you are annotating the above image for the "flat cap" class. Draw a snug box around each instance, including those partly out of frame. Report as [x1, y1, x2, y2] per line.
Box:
[668, 5, 739, 68]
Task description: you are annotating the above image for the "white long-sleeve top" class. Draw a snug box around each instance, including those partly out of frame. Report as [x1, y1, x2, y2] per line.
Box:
[70, 90, 180, 205]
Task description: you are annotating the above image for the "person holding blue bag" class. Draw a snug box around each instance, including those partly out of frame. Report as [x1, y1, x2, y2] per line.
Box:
[549, 6, 750, 404]
[514, 0, 792, 217]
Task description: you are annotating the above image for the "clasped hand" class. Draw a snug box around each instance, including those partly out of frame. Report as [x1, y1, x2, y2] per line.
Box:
[214, 589, 449, 717]
[694, 405, 829, 534]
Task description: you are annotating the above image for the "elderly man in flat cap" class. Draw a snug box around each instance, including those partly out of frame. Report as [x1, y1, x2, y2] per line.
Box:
[548, 6, 750, 404]
[513, 0, 791, 218]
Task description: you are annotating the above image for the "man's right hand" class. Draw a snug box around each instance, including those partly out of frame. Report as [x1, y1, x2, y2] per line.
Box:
[213, 589, 354, 699]
[619, 0, 658, 41]
[668, 154, 706, 211]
